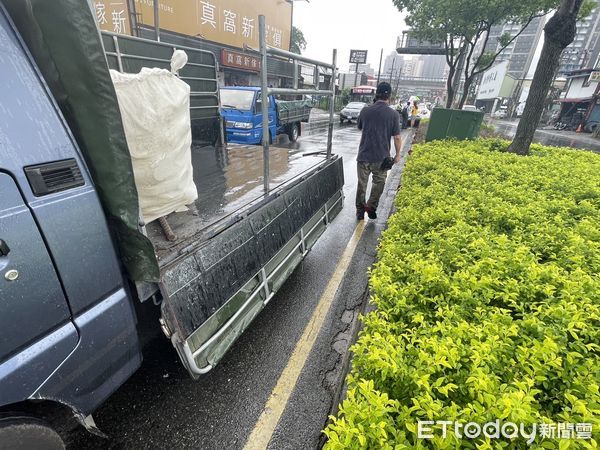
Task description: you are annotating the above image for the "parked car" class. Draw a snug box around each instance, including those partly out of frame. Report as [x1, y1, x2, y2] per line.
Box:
[340, 102, 367, 123]
[462, 105, 478, 112]
[492, 109, 508, 119]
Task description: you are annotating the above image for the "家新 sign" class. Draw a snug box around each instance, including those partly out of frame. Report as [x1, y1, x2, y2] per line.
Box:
[349, 50, 368, 64]
[221, 49, 261, 72]
[92, 1, 132, 35]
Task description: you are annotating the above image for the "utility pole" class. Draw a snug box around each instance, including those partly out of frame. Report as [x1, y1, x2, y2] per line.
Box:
[353, 62, 359, 87]
[376, 48, 383, 86]
[389, 57, 396, 83]
[127, 0, 138, 36]
[394, 67, 402, 100]
[153, 0, 160, 41]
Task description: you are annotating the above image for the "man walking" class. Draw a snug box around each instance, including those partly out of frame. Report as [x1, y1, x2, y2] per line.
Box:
[401, 100, 410, 129]
[355, 82, 402, 220]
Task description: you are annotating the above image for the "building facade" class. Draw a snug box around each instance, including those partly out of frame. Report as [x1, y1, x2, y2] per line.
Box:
[350, 63, 375, 77]
[558, 0, 600, 74]
[383, 51, 403, 78]
[420, 55, 447, 79]
[484, 16, 545, 80]
[338, 72, 368, 90]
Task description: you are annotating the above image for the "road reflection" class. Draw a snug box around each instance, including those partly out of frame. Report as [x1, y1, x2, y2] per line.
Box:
[493, 121, 600, 153]
[147, 136, 329, 259]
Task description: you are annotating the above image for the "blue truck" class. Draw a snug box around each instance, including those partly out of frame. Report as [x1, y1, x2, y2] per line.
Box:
[0, 2, 343, 447]
[220, 86, 312, 145]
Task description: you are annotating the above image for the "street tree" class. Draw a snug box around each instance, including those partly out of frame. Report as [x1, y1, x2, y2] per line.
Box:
[508, 0, 588, 154]
[290, 26, 307, 54]
[392, 0, 556, 108]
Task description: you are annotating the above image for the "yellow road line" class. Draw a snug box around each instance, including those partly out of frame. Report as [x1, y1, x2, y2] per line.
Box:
[244, 220, 367, 450]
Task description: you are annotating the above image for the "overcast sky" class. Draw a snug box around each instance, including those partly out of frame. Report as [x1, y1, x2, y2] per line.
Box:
[293, 0, 408, 72]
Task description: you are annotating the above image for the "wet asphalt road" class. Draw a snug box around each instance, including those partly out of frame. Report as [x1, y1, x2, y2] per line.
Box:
[492, 119, 600, 152]
[66, 124, 411, 449]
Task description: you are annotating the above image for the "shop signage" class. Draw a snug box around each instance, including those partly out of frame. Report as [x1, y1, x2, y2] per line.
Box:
[92, 1, 132, 35]
[93, 0, 292, 51]
[221, 49, 261, 72]
[476, 60, 509, 100]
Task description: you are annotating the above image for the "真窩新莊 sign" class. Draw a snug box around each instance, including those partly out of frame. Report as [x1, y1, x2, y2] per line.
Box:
[93, 0, 292, 51]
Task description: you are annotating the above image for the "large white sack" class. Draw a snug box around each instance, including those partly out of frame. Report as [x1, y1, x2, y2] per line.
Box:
[110, 64, 197, 224]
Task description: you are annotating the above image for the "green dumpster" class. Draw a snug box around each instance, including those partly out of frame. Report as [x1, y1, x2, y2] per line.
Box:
[425, 108, 484, 142]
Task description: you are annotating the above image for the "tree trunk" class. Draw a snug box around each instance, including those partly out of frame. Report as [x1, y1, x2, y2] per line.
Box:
[507, 0, 583, 155]
[458, 78, 472, 108]
[446, 65, 456, 108]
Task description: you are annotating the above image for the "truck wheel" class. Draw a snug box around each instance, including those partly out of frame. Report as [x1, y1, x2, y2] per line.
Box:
[0, 417, 65, 450]
[258, 132, 273, 145]
[339, 117, 344, 124]
[288, 124, 300, 142]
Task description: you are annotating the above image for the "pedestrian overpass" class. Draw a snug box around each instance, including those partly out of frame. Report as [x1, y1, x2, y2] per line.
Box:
[390, 76, 447, 99]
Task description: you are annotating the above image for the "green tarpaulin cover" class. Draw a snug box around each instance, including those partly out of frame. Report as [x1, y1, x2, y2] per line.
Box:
[3, 0, 159, 281]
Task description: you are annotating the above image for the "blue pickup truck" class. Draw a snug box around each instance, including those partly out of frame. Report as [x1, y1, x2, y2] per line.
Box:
[0, 1, 343, 446]
[220, 86, 312, 145]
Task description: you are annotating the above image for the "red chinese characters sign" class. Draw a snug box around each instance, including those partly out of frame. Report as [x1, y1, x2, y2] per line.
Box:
[221, 49, 261, 72]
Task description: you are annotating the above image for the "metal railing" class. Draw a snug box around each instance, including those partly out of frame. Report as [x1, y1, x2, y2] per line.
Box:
[259, 15, 337, 194]
[101, 31, 220, 119]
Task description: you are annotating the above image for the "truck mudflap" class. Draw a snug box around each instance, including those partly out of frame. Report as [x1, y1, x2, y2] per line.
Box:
[159, 156, 344, 377]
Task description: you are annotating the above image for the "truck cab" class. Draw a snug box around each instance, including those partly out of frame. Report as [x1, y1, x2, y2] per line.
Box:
[221, 87, 276, 145]
[0, 5, 141, 446]
[220, 86, 311, 145]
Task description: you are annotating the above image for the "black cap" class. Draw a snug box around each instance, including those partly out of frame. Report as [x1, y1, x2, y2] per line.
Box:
[376, 82, 391, 96]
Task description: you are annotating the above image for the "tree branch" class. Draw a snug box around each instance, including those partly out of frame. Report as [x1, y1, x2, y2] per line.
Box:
[445, 35, 455, 67]
[463, 24, 486, 80]
[468, 24, 492, 78]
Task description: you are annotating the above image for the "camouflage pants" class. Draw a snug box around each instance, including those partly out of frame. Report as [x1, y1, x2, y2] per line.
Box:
[355, 162, 387, 211]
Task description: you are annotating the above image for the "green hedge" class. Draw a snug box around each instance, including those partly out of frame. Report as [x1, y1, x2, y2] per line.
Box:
[324, 140, 600, 449]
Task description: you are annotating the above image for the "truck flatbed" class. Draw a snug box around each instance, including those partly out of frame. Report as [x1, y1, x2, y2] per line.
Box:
[143, 139, 344, 376]
[146, 143, 330, 267]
